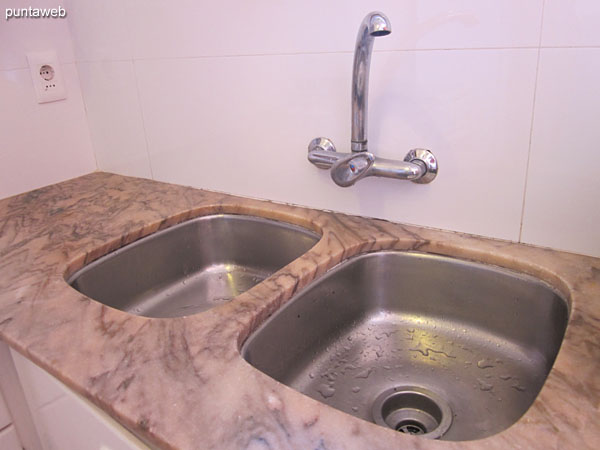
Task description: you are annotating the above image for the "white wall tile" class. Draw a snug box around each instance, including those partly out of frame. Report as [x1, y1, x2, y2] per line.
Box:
[65, 1, 599, 255]
[0, 0, 75, 70]
[542, 0, 600, 47]
[0, 64, 96, 199]
[0, 425, 21, 450]
[64, 0, 133, 61]
[126, 0, 543, 60]
[136, 49, 537, 241]
[521, 48, 600, 257]
[77, 61, 152, 178]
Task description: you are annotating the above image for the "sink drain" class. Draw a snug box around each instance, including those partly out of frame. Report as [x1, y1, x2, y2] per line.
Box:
[371, 386, 452, 439]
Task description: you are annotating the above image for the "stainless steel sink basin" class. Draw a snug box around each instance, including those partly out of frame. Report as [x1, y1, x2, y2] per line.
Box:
[242, 251, 569, 441]
[68, 214, 319, 318]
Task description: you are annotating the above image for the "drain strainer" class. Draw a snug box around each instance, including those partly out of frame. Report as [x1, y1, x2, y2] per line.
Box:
[371, 386, 452, 439]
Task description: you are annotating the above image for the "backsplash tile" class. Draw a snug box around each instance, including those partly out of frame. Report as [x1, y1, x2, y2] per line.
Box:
[521, 48, 600, 257]
[77, 60, 152, 178]
[64, 0, 133, 62]
[0, 64, 95, 199]
[542, 0, 600, 47]
[136, 49, 537, 240]
[123, 0, 543, 59]
[2, 0, 598, 256]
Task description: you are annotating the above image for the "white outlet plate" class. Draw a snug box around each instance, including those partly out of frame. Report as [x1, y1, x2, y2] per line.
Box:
[26, 50, 67, 103]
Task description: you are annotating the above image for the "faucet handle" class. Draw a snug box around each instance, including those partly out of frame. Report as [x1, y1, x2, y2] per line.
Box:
[308, 137, 336, 153]
[331, 152, 375, 187]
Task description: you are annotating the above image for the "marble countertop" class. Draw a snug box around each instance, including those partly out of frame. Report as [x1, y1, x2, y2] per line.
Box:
[0, 172, 598, 449]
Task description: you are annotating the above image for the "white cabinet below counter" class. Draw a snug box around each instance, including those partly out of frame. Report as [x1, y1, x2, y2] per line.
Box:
[10, 349, 148, 450]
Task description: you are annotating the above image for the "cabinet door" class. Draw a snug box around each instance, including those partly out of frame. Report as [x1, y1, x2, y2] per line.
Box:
[10, 349, 149, 450]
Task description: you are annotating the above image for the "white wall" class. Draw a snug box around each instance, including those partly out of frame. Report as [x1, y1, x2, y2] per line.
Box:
[0, 0, 96, 199]
[60, 1, 600, 257]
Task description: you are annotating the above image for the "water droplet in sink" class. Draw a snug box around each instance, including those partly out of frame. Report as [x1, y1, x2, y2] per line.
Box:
[511, 383, 526, 392]
[317, 384, 336, 399]
[309, 372, 315, 379]
[351, 406, 359, 412]
[477, 359, 495, 369]
[499, 374, 512, 381]
[352, 386, 361, 393]
[477, 378, 494, 391]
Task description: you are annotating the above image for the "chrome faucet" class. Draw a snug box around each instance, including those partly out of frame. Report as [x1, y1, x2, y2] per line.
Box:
[308, 11, 438, 187]
[351, 12, 391, 153]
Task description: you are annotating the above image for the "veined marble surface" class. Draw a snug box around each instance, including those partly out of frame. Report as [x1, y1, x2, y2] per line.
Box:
[0, 173, 598, 449]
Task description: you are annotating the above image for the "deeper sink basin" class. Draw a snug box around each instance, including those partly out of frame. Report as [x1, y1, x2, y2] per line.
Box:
[242, 251, 569, 441]
[68, 214, 320, 318]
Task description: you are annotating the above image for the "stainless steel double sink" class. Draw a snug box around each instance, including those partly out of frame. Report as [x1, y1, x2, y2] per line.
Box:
[68, 214, 569, 441]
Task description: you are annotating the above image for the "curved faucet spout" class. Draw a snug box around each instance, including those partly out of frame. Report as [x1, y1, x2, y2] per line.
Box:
[351, 12, 391, 152]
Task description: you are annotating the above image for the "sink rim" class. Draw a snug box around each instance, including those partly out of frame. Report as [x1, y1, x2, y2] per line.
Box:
[241, 249, 571, 346]
[63, 212, 322, 318]
[63, 211, 323, 282]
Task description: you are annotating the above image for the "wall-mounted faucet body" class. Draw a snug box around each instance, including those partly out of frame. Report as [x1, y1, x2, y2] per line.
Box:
[308, 11, 438, 187]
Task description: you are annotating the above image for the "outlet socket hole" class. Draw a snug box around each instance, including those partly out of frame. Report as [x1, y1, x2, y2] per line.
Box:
[40, 65, 55, 81]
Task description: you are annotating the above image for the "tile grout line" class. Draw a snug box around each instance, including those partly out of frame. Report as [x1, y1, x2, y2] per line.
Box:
[73, 61, 100, 171]
[121, 0, 155, 180]
[3, 45, 599, 72]
[44, 44, 600, 67]
[518, 0, 546, 243]
[131, 59, 155, 180]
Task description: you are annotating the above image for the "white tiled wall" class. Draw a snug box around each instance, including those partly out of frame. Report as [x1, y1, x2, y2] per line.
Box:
[521, 48, 600, 257]
[76, 61, 152, 178]
[4, 0, 592, 257]
[0, 0, 96, 199]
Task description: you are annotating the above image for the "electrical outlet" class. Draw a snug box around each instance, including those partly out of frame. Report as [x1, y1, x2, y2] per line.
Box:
[26, 50, 67, 103]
